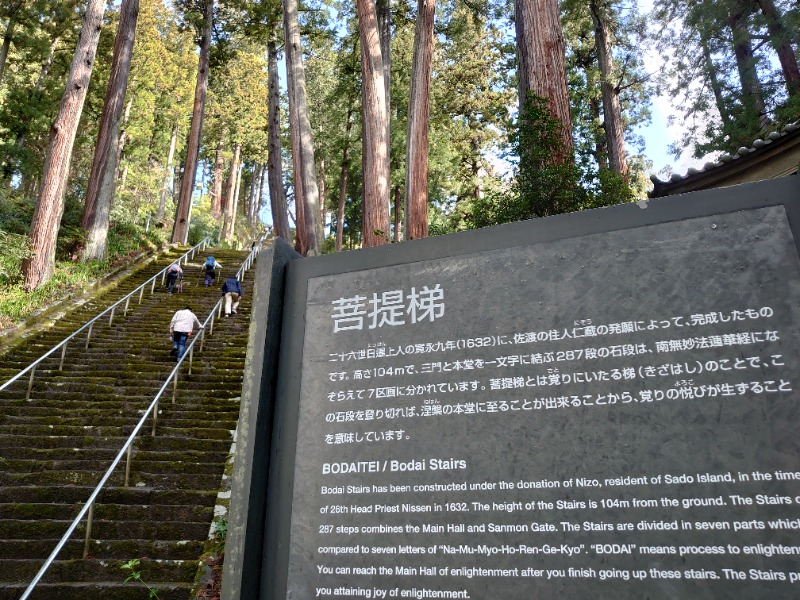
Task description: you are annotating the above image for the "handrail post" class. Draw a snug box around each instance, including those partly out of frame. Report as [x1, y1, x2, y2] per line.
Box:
[109, 306, 115, 326]
[26, 366, 36, 400]
[209, 313, 215, 336]
[59, 343, 67, 371]
[172, 371, 178, 403]
[151, 278, 156, 294]
[200, 328, 206, 353]
[161, 271, 166, 285]
[138, 286, 144, 305]
[85, 323, 94, 349]
[124, 445, 133, 486]
[123, 297, 130, 316]
[152, 399, 159, 436]
[82, 502, 95, 559]
[188, 346, 194, 375]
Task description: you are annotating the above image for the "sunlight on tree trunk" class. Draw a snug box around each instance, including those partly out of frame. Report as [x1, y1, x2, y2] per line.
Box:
[404, 0, 435, 241]
[81, 0, 139, 261]
[22, 0, 105, 289]
[357, 0, 390, 247]
[173, 0, 212, 244]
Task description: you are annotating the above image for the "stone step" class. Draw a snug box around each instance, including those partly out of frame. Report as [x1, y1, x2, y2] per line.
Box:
[3, 557, 197, 584]
[0, 518, 210, 540]
[0, 537, 205, 560]
[1, 502, 212, 523]
[0, 581, 193, 600]
[0, 247, 252, 598]
[0, 470, 224, 489]
[0, 486, 216, 505]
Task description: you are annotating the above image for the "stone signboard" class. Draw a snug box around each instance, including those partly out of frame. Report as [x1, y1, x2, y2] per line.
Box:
[223, 176, 800, 599]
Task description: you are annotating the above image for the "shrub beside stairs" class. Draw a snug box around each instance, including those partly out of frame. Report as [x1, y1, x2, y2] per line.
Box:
[0, 247, 255, 599]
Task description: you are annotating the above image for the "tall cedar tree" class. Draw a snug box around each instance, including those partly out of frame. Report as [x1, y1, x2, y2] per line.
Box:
[589, 0, 627, 178]
[22, 0, 105, 289]
[515, 0, 574, 161]
[404, 0, 435, 240]
[173, 0, 212, 244]
[267, 40, 290, 241]
[283, 0, 321, 255]
[81, 0, 140, 260]
[357, 0, 390, 247]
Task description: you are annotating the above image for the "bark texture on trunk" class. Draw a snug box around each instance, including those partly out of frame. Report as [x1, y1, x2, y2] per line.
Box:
[0, 13, 17, 85]
[267, 41, 290, 242]
[515, 0, 574, 160]
[377, 0, 391, 160]
[404, 0, 435, 241]
[589, 0, 627, 179]
[157, 121, 178, 224]
[729, 7, 769, 130]
[284, 0, 321, 255]
[335, 101, 354, 253]
[23, 0, 105, 289]
[357, 0, 390, 247]
[222, 143, 241, 243]
[211, 140, 224, 216]
[81, 0, 139, 260]
[172, 0, 212, 244]
[754, 0, 800, 97]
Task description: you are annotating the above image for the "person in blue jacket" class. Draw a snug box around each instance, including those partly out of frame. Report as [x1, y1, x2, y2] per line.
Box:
[221, 276, 243, 317]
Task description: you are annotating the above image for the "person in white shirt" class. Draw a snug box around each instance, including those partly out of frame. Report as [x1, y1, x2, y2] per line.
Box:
[169, 306, 203, 360]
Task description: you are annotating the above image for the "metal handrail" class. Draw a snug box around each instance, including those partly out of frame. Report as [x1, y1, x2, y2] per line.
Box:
[0, 237, 211, 395]
[18, 243, 260, 600]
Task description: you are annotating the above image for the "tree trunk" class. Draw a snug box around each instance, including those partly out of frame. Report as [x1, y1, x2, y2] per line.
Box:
[393, 184, 401, 242]
[728, 6, 769, 130]
[754, 0, 800, 97]
[222, 143, 241, 243]
[515, 0, 574, 161]
[318, 157, 326, 234]
[0, 13, 16, 85]
[211, 140, 224, 216]
[156, 121, 178, 224]
[228, 161, 243, 243]
[283, 0, 321, 255]
[256, 162, 266, 225]
[357, 0, 390, 247]
[250, 163, 261, 226]
[404, 0, 435, 241]
[267, 40, 290, 242]
[589, 0, 627, 179]
[700, 30, 732, 128]
[377, 0, 391, 164]
[172, 0, 212, 244]
[114, 92, 134, 184]
[81, 0, 139, 261]
[335, 100, 354, 253]
[22, 0, 105, 289]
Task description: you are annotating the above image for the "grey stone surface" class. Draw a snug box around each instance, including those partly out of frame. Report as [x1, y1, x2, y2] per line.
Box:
[259, 177, 800, 599]
[221, 239, 299, 600]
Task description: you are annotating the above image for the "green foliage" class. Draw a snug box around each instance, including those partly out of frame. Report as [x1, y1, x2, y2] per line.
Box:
[188, 195, 221, 246]
[469, 94, 583, 228]
[121, 559, 160, 600]
[458, 94, 637, 232]
[0, 188, 164, 328]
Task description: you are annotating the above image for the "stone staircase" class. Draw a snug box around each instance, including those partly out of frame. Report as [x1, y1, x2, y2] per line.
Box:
[0, 247, 255, 599]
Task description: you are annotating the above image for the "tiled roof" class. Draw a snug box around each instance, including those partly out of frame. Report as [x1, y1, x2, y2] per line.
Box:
[649, 121, 800, 197]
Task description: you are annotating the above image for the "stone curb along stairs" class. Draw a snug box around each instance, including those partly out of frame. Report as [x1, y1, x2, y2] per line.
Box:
[0, 247, 255, 600]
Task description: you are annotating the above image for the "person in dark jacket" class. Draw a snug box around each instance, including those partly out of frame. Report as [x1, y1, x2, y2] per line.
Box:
[165, 262, 183, 293]
[221, 276, 243, 317]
